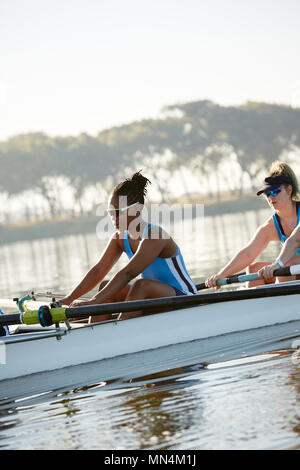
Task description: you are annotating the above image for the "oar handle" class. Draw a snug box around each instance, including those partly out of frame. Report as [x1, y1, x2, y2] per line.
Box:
[217, 273, 258, 286]
[196, 272, 246, 290]
[198, 264, 300, 289]
[219, 264, 300, 284]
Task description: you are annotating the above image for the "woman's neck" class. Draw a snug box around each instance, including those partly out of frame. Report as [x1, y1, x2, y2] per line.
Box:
[127, 217, 148, 240]
[276, 199, 297, 219]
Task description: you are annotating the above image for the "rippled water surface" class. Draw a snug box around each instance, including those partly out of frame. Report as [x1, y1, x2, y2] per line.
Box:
[0, 209, 300, 450]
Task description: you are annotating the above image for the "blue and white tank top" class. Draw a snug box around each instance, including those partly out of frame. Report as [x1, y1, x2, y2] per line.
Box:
[273, 202, 300, 255]
[123, 225, 197, 295]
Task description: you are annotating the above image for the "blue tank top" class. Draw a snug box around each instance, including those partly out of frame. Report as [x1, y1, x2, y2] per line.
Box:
[123, 225, 197, 295]
[273, 202, 300, 255]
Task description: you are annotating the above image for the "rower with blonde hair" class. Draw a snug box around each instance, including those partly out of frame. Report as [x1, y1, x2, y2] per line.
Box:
[206, 161, 300, 289]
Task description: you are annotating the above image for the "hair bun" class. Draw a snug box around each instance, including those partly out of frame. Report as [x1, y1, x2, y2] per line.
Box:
[130, 170, 150, 189]
[112, 170, 151, 204]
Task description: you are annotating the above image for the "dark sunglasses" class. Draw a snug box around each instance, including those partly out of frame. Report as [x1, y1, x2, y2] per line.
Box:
[264, 187, 281, 198]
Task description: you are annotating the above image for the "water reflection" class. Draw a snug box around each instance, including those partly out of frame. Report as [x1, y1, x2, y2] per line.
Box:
[0, 347, 299, 449]
[0, 233, 111, 297]
[116, 386, 203, 450]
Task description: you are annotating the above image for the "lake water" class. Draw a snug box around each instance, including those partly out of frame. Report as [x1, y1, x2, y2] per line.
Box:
[0, 208, 300, 451]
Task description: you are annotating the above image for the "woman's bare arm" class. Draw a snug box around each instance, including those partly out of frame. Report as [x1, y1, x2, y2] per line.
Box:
[206, 219, 274, 287]
[73, 234, 167, 306]
[61, 234, 123, 304]
[259, 224, 300, 279]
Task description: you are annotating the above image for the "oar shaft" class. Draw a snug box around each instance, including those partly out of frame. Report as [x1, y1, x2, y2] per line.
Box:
[196, 268, 285, 290]
[30, 282, 300, 325]
[217, 264, 300, 286]
[217, 273, 258, 286]
[22, 263, 300, 323]
[0, 313, 22, 326]
[1, 264, 300, 327]
[33, 265, 297, 299]
[196, 272, 246, 290]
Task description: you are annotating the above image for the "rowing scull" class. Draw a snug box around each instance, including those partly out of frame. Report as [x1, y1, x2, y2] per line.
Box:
[1, 279, 300, 381]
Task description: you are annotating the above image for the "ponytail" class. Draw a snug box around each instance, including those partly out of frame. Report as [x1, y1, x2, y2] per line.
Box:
[112, 171, 151, 204]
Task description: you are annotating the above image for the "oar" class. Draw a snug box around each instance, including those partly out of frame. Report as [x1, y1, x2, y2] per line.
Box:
[28, 272, 246, 300]
[7, 272, 248, 313]
[195, 272, 246, 290]
[196, 264, 300, 289]
[1, 264, 300, 328]
[36, 274, 247, 298]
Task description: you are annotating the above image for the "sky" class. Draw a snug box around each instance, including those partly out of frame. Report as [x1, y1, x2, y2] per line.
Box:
[0, 0, 300, 141]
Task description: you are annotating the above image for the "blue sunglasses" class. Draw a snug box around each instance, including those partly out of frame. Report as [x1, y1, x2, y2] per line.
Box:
[264, 187, 282, 198]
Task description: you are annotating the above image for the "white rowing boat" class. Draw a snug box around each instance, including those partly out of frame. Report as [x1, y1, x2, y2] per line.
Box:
[1, 278, 300, 382]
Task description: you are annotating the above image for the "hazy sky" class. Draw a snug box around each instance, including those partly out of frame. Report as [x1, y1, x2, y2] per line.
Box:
[1, 0, 300, 141]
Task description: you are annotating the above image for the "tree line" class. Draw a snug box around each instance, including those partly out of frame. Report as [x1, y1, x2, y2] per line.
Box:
[0, 100, 299, 223]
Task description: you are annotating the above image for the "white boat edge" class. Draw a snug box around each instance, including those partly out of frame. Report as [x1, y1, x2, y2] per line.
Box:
[1, 285, 300, 381]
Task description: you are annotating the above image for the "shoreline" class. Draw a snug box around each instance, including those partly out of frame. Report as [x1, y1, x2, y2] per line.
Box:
[0, 195, 266, 245]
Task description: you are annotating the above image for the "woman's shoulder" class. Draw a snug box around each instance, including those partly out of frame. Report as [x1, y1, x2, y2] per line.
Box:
[263, 215, 276, 227]
[110, 230, 126, 249]
[142, 224, 171, 241]
[257, 215, 279, 240]
[252, 216, 276, 237]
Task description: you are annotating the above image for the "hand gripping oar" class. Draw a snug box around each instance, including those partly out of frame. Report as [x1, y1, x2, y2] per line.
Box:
[196, 264, 300, 289]
[1, 264, 300, 328]
[195, 272, 246, 290]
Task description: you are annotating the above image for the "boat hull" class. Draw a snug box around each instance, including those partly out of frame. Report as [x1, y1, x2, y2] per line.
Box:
[1, 291, 300, 381]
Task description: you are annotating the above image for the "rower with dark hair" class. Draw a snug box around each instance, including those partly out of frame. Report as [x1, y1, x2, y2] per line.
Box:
[60, 171, 197, 320]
